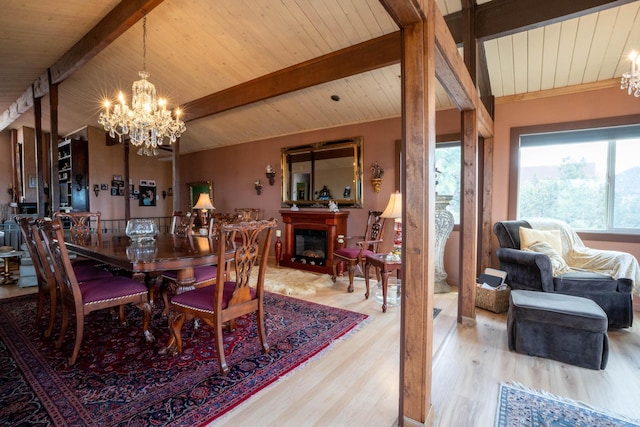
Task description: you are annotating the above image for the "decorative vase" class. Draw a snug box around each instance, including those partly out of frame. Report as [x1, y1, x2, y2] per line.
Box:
[275, 236, 282, 266]
[435, 194, 454, 293]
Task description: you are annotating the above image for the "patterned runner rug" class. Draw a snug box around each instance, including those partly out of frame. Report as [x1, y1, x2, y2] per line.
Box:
[496, 382, 640, 426]
[0, 292, 368, 426]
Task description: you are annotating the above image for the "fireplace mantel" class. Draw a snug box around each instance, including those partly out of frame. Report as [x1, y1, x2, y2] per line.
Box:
[279, 210, 349, 275]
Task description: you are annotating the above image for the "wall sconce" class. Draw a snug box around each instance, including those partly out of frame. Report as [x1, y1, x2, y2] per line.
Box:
[162, 190, 167, 199]
[93, 184, 100, 197]
[265, 164, 276, 186]
[254, 179, 263, 195]
[370, 161, 384, 193]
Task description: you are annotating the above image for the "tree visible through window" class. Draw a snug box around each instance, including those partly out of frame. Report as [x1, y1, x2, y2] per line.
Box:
[518, 127, 640, 232]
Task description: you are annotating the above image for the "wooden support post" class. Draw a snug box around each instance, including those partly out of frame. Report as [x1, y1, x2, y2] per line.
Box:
[399, 3, 437, 425]
[49, 73, 60, 214]
[459, 109, 479, 322]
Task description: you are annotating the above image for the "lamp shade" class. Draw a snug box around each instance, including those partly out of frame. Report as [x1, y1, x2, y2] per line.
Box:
[381, 191, 402, 219]
[193, 193, 215, 210]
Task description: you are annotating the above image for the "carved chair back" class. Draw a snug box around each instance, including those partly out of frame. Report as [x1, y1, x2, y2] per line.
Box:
[170, 211, 195, 237]
[53, 211, 101, 239]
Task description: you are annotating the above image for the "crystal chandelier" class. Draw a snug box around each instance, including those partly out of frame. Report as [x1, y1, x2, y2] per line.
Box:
[620, 50, 640, 97]
[98, 16, 186, 156]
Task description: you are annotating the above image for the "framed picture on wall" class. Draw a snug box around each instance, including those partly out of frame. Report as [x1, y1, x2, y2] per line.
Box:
[29, 175, 37, 188]
[139, 185, 156, 206]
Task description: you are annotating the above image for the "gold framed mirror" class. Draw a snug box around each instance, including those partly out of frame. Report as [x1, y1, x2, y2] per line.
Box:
[281, 137, 363, 207]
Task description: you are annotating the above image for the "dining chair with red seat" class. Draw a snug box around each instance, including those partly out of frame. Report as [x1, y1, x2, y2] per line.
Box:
[38, 218, 153, 365]
[159, 217, 222, 315]
[166, 218, 276, 375]
[53, 211, 104, 267]
[18, 217, 113, 338]
[331, 210, 387, 292]
[169, 211, 195, 237]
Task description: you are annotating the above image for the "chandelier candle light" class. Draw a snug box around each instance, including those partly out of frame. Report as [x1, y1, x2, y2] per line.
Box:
[621, 50, 640, 96]
[98, 16, 186, 156]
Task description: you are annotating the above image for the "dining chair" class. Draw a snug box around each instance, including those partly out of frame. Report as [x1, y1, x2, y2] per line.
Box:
[170, 211, 195, 237]
[167, 218, 277, 375]
[160, 217, 220, 315]
[234, 208, 261, 221]
[53, 211, 102, 238]
[19, 217, 113, 338]
[331, 210, 387, 292]
[38, 218, 153, 365]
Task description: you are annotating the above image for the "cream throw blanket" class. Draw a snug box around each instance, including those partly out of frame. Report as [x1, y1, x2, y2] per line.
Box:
[526, 218, 640, 295]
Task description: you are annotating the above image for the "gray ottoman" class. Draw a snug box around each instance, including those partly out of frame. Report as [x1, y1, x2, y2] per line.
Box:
[507, 290, 609, 370]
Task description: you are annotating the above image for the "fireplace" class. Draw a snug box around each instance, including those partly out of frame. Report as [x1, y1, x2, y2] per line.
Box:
[293, 228, 327, 266]
[279, 210, 349, 275]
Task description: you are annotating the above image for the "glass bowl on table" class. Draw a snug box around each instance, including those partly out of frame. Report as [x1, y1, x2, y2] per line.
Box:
[125, 219, 158, 242]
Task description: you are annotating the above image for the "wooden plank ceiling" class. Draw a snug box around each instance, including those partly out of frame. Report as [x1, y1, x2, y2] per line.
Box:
[1, 0, 639, 154]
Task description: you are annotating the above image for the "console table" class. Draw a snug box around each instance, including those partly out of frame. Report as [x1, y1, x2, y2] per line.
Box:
[279, 210, 348, 275]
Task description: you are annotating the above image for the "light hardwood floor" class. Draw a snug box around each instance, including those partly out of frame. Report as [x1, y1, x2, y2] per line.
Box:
[2, 274, 639, 426]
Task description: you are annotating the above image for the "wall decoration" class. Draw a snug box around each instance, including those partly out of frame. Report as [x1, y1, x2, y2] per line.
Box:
[111, 188, 118, 196]
[139, 185, 156, 206]
[147, 180, 156, 187]
[29, 175, 37, 188]
[140, 180, 148, 186]
[100, 184, 108, 190]
[113, 175, 122, 181]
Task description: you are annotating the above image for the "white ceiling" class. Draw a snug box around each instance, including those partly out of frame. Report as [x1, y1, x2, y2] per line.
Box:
[1, 0, 638, 155]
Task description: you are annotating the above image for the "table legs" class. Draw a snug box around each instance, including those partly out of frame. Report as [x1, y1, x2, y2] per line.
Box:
[364, 261, 396, 313]
[1, 256, 18, 286]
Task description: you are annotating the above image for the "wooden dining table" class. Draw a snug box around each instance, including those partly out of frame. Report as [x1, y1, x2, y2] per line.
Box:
[64, 232, 228, 294]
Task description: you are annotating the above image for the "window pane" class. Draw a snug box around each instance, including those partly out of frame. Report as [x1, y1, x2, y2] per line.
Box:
[435, 145, 460, 224]
[518, 141, 608, 230]
[613, 139, 640, 229]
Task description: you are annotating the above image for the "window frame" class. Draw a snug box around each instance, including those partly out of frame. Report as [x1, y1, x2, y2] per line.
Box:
[509, 114, 640, 243]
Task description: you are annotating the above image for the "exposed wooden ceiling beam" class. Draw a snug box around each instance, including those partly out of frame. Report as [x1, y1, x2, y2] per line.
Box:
[445, 0, 637, 43]
[183, 32, 401, 122]
[0, 0, 165, 132]
[378, 0, 424, 27]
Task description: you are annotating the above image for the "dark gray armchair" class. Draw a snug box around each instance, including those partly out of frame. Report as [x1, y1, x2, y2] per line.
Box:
[494, 220, 633, 328]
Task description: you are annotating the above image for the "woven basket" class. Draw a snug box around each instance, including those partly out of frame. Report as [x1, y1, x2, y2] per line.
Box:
[475, 284, 511, 313]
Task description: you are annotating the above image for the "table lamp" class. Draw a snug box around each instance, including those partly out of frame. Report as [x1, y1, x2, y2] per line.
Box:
[381, 191, 402, 261]
[193, 193, 215, 229]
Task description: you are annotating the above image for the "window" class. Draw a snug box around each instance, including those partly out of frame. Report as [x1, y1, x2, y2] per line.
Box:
[435, 142, 461, 224]
[517, 124, 640, 233]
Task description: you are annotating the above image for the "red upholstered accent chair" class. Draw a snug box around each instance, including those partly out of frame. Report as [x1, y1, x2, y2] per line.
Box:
[331, 210, 387, 292]
[166, 218, 276, 375]
[38, 219, 153, 365]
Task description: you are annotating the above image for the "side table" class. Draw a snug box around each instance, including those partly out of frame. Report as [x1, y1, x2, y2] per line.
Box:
[364, 253, 402, 312]
[0, 250, 23, 286]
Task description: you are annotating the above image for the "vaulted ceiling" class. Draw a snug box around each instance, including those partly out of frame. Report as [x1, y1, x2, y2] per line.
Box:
[1, 0, 638, 155]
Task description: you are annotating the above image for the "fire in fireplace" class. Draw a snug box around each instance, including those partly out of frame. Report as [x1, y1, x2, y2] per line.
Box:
[293, 228, 327, 266]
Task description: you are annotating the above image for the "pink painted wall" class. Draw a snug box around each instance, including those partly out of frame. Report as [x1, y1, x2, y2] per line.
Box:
[181, 118, 404, 251]
[492, 86, 640, 263]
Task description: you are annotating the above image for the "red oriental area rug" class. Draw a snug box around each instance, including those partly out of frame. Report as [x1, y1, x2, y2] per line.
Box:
[0, 292, 368, 426]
